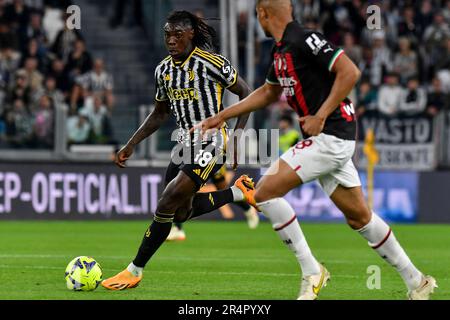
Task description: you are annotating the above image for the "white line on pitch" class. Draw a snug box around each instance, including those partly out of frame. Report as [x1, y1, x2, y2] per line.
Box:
[0, 264, 369, 278]
[0, 254, 373, 265]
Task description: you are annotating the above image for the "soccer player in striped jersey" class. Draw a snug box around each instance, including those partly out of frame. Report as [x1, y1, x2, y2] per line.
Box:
[102, 11, 255, 291]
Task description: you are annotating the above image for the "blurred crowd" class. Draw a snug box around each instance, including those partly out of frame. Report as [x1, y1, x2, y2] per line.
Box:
[238, 0, 450, 128]
[0, 0, 115, 150]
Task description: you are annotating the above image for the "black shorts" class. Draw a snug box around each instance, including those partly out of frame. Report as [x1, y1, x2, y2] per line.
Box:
[165, 143, 226, 190]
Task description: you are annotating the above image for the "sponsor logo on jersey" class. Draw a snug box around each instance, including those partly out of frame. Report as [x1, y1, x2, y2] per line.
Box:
[306, 33, 331, 55]
[340, 101, 355, 122]
[167, 87, 199, 101]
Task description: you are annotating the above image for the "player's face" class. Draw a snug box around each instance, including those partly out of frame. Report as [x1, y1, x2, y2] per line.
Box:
[256, 5, 272, 38]
[164, 23, 194, 60]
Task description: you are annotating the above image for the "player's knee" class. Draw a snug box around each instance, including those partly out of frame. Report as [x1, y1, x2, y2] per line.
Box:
[158, 190, 183, 213]
[346, 210, 372, 230]
[173, 207, 193, 223]
[254, 187, 275, 204]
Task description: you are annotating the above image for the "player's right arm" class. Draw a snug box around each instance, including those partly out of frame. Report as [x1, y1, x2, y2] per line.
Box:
[115, 100, 170, 168]
[193, 82, 282, 134]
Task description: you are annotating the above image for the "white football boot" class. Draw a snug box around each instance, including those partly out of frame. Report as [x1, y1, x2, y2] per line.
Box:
[297, 264, 330, 300]
[407, 275, 437, 300]
[243, 207, 259, 229]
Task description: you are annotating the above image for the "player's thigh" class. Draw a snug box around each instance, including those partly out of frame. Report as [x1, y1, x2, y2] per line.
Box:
[280, 134, 344, 186]
[254, 158, 302, 203]
[159, 170, 197, 210]
[330, 185, 372, 229]
[164, 160, 181, 186]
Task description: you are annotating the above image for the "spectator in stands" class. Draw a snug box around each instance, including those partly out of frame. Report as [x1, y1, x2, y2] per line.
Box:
[22, 11, 47, 51]
[358, 46, 375, 86]
[343, 32, 362, 66]
[321, 0, 353, 44]
[51, 15, 83, 63]
[3, 0, 30, 33]
[356, 78, 378, 117]
[293, 0, 320, 23]
[67, 113, 90, 145]
[393, 37, 418, 85]
[416, 0, 435, 39]
[0, 20, 19, 50]
[444, 0, 450, 23]
[18, 57, 43, 93]
[426, 76, 448, 116]
[65, 39, 92, 81]
[35, 76, 64, 106]
[47, 58, 70, 97]
[4, 98, 33, 148]
[423, 12, 450, 50]
[399, 76, 427, 116]
[278, 112, 300, 155]
[371, 30, 393, 87]
[377, 72, 403, 116]
[42, 2, 65, 45]
[20, 38, 47, 72]
[79, 94, 112, 144]
[434, 37, 450, 75]
[0, 44, 21, 85]
[32, 94, 53, 148]
[7, 69, 30, 106]
[71, 58, 114, 113]
[397, 6, 419, 46]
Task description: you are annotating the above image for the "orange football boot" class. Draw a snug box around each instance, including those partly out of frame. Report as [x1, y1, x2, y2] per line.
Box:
[233, 175, 260, 211]
[101, 269, 142, 291]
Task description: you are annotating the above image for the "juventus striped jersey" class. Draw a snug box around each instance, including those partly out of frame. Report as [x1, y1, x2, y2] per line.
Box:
[154, 47, 238, 146]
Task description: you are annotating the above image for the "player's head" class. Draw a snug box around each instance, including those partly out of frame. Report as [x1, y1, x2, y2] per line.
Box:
[256, 0, 294, 38]
[164, 11, 217, 59]
[279, 113, 294, 130]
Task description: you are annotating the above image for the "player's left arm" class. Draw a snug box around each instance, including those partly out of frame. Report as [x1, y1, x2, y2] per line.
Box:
[297, 32, 361, 136]
[227, 76, 251, 131]
[300, 54, 361, 136]
[226, 76, 251, 169]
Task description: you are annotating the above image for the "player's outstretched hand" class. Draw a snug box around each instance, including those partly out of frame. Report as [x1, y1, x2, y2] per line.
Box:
[115, 144, 134, 168]
[191, 114, 225, 136]
[299, 115, 325, 137]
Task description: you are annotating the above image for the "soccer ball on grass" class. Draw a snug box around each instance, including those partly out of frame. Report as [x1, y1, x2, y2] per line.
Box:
[65, 256, 102, 291]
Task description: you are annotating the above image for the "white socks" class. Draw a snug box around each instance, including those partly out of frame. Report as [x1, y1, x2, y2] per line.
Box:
[357, 213, 422, 290]
[127, 262, 143, 277]
[230, 186, 244, 202]
[257, 197, 321, 276]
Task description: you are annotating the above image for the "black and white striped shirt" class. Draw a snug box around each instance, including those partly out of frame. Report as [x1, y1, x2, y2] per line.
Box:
[155, 47, 238, 146]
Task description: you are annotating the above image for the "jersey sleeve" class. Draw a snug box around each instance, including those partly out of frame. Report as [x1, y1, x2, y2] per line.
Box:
[154, 66, 168, 102]
[299, 31, 345, 72]
[265, 61, 279, 85]
[208, 54, 238, 88]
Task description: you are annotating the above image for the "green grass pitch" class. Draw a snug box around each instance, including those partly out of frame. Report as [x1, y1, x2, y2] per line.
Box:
[0, 220, 448, 300]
